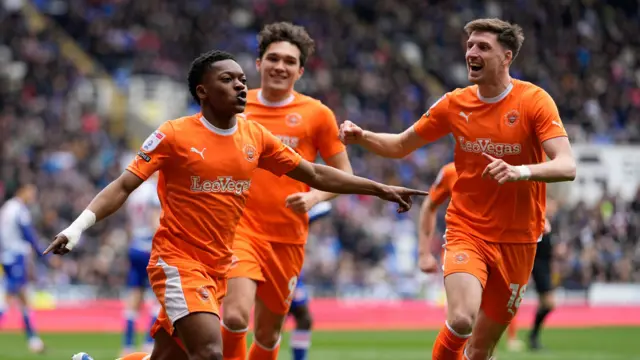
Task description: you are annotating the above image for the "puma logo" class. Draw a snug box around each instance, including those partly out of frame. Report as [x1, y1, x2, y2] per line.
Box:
[190, 147, 206, 159]
[552, 120, 563, 128]
[459, 111, 472, 123]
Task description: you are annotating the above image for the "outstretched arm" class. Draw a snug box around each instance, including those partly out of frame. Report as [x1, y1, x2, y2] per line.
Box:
[341, 122, 429, 159]
[308, 151, 353, 202]
[285, 159, 428, 212]
[44, 171, 144, 254]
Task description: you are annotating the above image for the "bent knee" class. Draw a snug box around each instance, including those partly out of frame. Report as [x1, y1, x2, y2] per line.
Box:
[188, 343, 222, 360]
[447, 310, 476, 335]
[254, 327, 282, 349]
[222, 308, 250, 331]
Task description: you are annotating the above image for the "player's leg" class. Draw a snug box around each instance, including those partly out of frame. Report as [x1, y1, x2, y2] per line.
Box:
[506, 317, 524, 351]
[144, 298, 161, 353]
[174, 312, 225, 360]
[288, 281, 313, 360]
[122, 248, 151, 354]
[464, 243, 537, 359]
[529, 257, 554, 350]
[249, 242, 305, 360]
[123, 288, 145, 354]
[5, 255, 44, 353]
[248, 297, 287, 360]
[147, 259, 227, 360]
[432, 234, 489, 360]
[221, 237, 263, 360]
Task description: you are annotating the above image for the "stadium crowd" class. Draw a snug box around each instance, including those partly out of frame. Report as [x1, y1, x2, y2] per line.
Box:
[1, 0, 639, 298]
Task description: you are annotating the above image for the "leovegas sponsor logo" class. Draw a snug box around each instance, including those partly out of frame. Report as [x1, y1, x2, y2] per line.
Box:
[275, 135, 299, 149]
[190, 176, 251, 195]
[458, 137, 522, 157]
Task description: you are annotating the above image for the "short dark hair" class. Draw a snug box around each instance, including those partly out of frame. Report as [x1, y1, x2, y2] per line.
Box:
[464, 18, 525, 63]
[257, 22, 315, 67]
[188, 50, 236, 103]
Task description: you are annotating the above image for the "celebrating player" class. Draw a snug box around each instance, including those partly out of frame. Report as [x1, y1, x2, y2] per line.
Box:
[418, 162, 525, 351]
[0, 184, 46, 353]
[417, 162, 456, 274]
[339, 18, 576, 359]
[221, 22, 352, 360]
[121, 173, 162, 356]
[45, 50, 428, 360]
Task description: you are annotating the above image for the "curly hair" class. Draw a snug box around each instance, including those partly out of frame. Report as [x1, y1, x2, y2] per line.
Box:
[258, 22, 315, 66]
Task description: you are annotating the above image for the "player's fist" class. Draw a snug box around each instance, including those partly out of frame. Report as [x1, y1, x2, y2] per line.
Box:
[339, 120, 364, 145]
[379, 185, 429, 213]
[285, 192, 319, 214]
[43, 234, 72, 256]
[419, 253, 439, 273]
[481, 153, 525, 184]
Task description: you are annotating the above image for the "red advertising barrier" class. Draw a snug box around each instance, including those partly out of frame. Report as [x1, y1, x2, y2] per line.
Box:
[1, 299, 639, 332]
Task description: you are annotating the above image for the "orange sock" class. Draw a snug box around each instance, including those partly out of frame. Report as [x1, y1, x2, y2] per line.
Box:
[221, 323, 248, 360]
[247, 339, 280, 360]
[117, 352, 150, 360]
[508, 318, 518, 340]
[432, 322, 470, 360]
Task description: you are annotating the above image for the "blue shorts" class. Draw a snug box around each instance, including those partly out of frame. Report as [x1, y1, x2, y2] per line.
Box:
[289, 277, 309, 312]
[127, 248, 151, 289]
[2, 254, 27, 294]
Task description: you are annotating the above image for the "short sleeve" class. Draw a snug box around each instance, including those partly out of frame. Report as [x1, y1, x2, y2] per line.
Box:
[257, 124, 302, 176]
[531, 89, 568, 142]
[313, 105, 346, 159]
[413, 93, 452, 142]
[127, 122, 175, 180]
[428, 164, 455, 207]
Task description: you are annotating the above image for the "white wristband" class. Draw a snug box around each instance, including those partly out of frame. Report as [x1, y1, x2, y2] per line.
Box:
[516, 165, 532, 180]
[59, 210, 96, 250]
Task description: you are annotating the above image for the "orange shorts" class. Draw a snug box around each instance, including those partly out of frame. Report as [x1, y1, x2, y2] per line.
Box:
[227, 235, 305, 315]
[442, 230, 537, 324]
[147, 257, 227, 338]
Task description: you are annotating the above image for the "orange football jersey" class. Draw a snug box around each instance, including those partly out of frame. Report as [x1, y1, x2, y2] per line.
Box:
[126, 113, 301, 276]
[429, 162, 457, 207]
[235, 90, 346, 244]
[414, 80, 567, 243]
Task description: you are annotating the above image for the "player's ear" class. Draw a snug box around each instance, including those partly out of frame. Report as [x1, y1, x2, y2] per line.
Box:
[256, 58, 262, 72]
[503, 50, 513, 66]
[195, 84, 207, 100]
[296, 65, 304, 80]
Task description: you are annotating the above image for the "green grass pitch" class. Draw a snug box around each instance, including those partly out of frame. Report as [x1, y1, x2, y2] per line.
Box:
[1, 328, 639, 359]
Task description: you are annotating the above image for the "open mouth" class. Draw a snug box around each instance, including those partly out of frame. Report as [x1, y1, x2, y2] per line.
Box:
[469, 62, 483, 72]
[237, 91, 247, 104]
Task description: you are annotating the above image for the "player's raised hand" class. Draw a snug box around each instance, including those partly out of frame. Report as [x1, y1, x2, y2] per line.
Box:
[285, 191, 319, 214]
[481, 153, 523, 184]
[43, 234, 72, 255]
[339, 120, 364, 145]
[378, 186, 429, 213]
